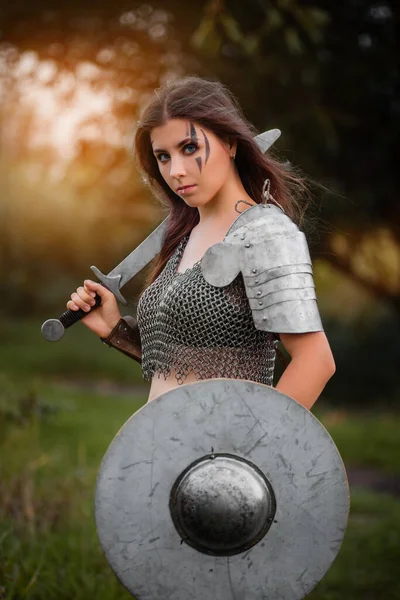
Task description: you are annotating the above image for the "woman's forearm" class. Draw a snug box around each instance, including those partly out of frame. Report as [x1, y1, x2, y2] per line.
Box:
[275, 354, 336, 411]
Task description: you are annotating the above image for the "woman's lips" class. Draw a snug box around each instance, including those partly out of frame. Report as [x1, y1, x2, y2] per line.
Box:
[178, 185, 197, 195]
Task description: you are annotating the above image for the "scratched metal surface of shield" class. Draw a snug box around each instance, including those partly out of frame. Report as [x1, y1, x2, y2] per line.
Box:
[95, 379, 349, 600]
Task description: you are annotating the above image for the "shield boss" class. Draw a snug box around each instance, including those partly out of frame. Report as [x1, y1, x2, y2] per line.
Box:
[95, 379, 349, 600]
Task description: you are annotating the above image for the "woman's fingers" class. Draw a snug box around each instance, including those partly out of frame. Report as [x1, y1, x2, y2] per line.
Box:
[67, 300, 79, 311]
[66, 279, 116, 313]
[70, 291, 91, 311]
[84, 280, 113, 301]
[76, 286, 96, 305]
[84, 284, 96, 298]
[65, 279, 121, 337]
[68, 286, 94, 312]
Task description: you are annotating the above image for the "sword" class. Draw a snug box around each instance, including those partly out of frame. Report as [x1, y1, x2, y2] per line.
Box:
[41, 129, 281, 341]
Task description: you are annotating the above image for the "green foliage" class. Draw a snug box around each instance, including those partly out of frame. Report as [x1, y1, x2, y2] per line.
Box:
[284, 27, 304, 54]
[190, 1, 330, 58]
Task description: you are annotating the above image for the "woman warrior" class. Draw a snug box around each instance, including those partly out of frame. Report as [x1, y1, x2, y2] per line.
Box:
[66, 76, 336, 409]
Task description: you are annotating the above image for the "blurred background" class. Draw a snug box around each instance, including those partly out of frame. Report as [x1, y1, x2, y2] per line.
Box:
[0, 1, 399, 598]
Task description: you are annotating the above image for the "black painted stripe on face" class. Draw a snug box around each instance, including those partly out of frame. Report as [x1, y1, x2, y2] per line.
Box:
[195, 156, 202, 173]
[190, 122, 198, 141]
[200, 129, 210, 164]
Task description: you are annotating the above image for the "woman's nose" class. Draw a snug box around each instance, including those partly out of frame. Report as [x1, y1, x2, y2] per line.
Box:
[169, 156, 187, 178]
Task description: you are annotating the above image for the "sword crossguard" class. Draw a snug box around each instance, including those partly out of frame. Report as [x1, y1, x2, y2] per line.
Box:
[90, 266, 127, 305]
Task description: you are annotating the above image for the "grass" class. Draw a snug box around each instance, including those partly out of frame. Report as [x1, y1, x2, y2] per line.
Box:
[0, 382, 399, 599]
[0, 317, 143, 383]
[315, 407, 400, 476]
[0, 385, 140, 600]
[310, 490, 400, 599]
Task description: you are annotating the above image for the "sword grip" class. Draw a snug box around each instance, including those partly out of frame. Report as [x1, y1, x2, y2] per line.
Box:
[41, 293, 102, 341]
[60, 292, 102, 327]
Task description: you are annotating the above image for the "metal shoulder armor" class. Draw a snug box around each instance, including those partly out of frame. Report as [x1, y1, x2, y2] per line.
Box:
[201, 204, 324, 334]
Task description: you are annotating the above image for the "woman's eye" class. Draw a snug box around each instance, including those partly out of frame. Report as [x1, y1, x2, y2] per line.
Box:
[183, 143, 198, 154]
[156, 143, 197, 163]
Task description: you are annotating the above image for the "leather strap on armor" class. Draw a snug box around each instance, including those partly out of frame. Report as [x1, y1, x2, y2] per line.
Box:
[100, 316, 142, 364]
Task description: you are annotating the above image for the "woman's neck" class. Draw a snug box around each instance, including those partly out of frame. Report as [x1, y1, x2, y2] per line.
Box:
[196, 168, 256, 230]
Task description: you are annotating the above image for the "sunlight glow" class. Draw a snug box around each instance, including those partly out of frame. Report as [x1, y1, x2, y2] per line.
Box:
[4, 50, 127, 161]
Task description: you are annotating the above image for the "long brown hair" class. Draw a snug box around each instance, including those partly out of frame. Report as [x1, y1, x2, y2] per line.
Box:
[134, 76, 311, 285]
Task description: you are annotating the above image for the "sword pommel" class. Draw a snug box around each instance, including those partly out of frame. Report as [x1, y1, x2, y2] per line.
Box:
[41, 318, 65, 341]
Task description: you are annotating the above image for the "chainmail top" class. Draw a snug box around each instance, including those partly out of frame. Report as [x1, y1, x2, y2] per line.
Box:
[136, 236, 279, 386]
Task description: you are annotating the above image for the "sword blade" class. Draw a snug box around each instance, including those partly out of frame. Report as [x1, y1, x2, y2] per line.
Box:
[107, 216, 169, 287]
[89, 216, 169, 304]
[254, 128, 281, 153]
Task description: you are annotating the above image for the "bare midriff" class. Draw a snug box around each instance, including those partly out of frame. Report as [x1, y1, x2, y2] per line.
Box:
[148, 369, 199, 402]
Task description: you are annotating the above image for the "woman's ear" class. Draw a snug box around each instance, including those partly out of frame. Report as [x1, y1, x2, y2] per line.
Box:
[221, 136, 237, 157]
[229, 139, 237, 158]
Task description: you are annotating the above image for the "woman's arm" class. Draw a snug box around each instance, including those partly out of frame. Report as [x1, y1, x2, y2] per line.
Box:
[275, 331, 336, 411]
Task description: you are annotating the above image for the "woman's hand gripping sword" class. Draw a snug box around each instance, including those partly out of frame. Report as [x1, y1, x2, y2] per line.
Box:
[41, 219, 168, 341]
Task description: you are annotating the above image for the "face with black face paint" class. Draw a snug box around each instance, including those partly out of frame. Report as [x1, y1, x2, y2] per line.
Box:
[150, 118, 235, 208]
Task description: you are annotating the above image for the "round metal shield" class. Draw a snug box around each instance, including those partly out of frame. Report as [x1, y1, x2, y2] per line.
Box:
[95, 379, 349, 600]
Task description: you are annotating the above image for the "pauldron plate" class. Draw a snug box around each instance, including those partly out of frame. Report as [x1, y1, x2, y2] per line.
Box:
[201, 204, 324, 334]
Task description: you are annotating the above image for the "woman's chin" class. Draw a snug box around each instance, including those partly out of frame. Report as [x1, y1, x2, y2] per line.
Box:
[183, 198, 203, 208]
